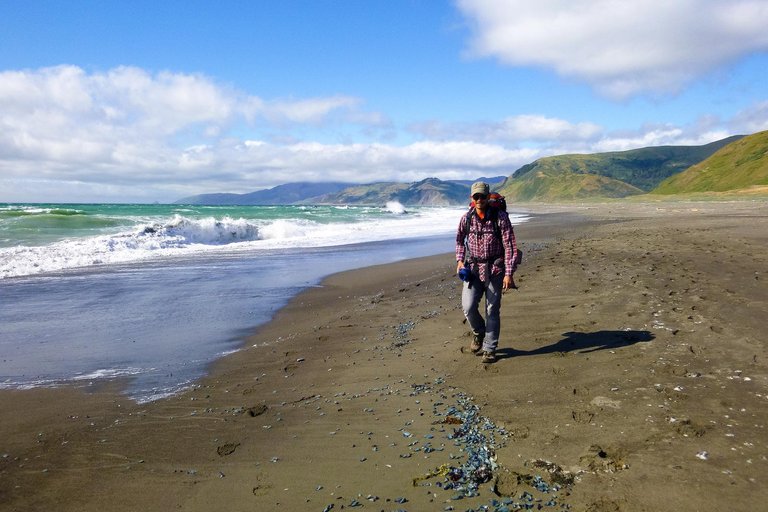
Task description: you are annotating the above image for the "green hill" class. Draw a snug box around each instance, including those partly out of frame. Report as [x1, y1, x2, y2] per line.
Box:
[498, 167, 643, 201]
[653, 130, 768, 194]
[497, 135, 743, 201]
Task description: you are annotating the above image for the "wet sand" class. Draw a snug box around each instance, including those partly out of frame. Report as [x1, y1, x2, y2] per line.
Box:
[1, 200, 767, 512]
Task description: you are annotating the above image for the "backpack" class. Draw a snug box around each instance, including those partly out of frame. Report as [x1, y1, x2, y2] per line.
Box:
[464, 192, 522, 267]
[469, 192, 506, 212]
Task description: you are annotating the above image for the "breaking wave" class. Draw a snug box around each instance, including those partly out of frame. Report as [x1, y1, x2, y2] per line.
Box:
[0, 207, 477, 278]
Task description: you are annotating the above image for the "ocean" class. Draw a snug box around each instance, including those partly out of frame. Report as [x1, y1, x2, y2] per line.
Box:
[0, 202, 527, 402]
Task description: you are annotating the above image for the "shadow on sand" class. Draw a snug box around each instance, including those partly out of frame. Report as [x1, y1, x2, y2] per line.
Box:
[495, 330, 654, 361]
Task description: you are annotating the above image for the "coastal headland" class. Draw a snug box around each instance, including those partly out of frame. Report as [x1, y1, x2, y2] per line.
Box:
[1, 201, 767, 512]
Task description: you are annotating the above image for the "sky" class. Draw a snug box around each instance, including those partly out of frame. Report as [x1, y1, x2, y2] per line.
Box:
[1, 0, 767, 203]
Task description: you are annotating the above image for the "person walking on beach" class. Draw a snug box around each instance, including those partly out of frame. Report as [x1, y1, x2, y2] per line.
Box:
[455, 182, 519, 363]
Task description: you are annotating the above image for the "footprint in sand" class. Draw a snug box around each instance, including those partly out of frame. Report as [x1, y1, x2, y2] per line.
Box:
[217, 442, 240, 457]
[248, 404, 268, 417]
[572, 410, 596, 424]
[579, 444, 628, 473]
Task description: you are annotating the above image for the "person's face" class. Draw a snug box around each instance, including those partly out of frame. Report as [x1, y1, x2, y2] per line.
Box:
[472, 193, 487, 209]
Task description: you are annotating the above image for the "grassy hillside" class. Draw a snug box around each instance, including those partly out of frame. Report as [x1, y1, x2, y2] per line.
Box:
[511, 136, 741, 192]
[498, 167, 643, 202]
[653, 130, 768, 194]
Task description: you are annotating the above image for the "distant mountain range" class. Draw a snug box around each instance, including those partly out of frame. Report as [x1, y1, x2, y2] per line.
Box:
[175, 182, 353, 205]
[175, 132, 768, 205]
[176, 177, 506, 205]
[307, 178, 471, 206]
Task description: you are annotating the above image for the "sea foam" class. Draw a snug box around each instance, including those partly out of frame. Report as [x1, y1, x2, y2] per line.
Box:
[1, 207, 482, 278]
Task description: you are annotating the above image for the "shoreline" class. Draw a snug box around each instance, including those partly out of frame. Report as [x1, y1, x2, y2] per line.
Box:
[1, 201, 767, 511]
[0, 231, 460, 402]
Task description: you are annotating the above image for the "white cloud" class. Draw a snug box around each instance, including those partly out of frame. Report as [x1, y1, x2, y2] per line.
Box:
[0, 65, 390, 201]
[456, 0, 768, 97]
[265, 96, 361, 124]
[590, 126, 733, 153]
[0, 63, 539, 202]
[729, 100, 768, 133]
[410, 114, 602, 144]
[0, 66, 377, 155]
[1, 136, 539, 202]
[500, 115, 602, 140]
[226, 139, 537, 184]
[1, 65, 761, 203]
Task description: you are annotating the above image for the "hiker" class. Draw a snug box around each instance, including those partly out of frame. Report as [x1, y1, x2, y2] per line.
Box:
[455, 181, 519, 363]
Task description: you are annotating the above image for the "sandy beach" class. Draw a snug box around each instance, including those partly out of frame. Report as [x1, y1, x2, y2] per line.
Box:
[2, 200, 767, 512]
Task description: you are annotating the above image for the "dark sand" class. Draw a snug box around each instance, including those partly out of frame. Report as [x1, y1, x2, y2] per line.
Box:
[1, 201, 767, 512]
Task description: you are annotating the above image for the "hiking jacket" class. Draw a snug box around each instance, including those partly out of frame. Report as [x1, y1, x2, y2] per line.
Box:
[455, 208, 518, 282]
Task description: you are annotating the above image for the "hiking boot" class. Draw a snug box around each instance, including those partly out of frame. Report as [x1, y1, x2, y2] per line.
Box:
[470, 333, 484, 354]
[481, 351, 497, 364]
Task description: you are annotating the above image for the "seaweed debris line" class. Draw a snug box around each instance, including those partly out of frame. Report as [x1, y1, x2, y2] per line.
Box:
[409, 378, 574, 511]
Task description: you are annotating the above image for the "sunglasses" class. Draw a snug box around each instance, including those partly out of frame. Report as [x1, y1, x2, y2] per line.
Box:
[472, 193, 487, 200]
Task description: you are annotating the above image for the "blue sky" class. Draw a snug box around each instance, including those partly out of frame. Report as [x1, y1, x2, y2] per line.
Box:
[1, 0, 767, 203]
